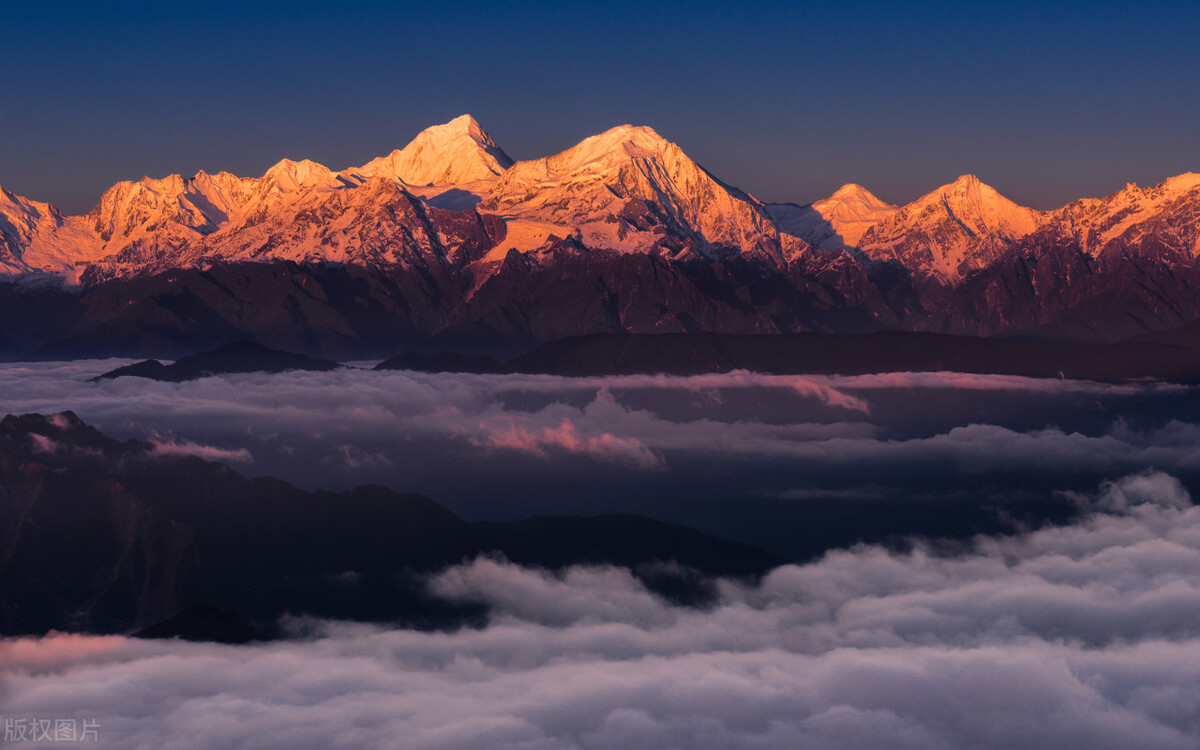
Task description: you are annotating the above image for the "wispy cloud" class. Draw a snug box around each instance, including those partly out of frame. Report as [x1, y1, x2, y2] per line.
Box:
[814, 370, 1193, 394]
[469, 415, 664, 469]
[148, 435, 253, 463]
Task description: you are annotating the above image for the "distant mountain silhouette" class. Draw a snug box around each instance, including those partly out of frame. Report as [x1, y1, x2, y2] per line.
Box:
[93, 340, 341, 382]
[376, 326, 1200, 382]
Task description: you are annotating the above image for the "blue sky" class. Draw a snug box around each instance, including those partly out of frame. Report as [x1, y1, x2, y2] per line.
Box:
[2, 0, 1198, 213]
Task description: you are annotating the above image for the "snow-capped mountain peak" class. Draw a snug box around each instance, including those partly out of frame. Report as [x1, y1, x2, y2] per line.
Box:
[813, 184, 897, 236]
[444, 113, 490, 139]
[263, 158, 338, 191]
[933, 174, 994, 204]
[0, 184, 103, 277]
[502, 124, 677, 182]
[1044, 171, 1200, 258]
[1, 184, 56, 219]
[1160, 172, 1200, 195]
[902, 174, 1036, 238]
[134, 173, 187, 194]
[828, 182, 879, 201]
[573, 124, 669, 161]
[768, 183, 897, 250]
[856, 175, 1043, 282]
[348, 114, 514, 187]
[481, 123, 782, 263]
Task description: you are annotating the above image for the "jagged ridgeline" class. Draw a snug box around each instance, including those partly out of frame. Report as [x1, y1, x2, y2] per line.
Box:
[2, 115, 1200, 358]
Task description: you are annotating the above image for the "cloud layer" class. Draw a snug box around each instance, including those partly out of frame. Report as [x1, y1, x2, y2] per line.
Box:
[4, 473, 1200, 749]
[4, 359, 1200, 562]
[1, 362, 1195, 477]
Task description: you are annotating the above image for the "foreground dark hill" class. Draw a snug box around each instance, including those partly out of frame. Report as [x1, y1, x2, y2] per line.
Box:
[377, 326, 1200, 382]
[0, 412, 779, 639]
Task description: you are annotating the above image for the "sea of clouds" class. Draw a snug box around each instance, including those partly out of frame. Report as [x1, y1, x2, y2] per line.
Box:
[3, 472, 1200, 749]
[4, 359, 1200, 555]
[0, 361, 1196, 480]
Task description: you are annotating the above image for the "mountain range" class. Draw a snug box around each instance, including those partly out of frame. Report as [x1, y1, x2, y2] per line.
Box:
[2, 114, 1200, 357]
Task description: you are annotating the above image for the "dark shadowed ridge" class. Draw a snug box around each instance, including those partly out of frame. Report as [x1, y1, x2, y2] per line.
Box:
[487, 328, 1200, 382]
[150, 330, 1200, 383]
[0, 412, 782, 641]
[92, 340, 341, 382]
[374, 351, 509, 374]
[132, 605, 263, 644]
[1129, 318, 1200, 348]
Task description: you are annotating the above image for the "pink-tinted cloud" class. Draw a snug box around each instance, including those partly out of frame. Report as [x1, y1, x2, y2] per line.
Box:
[148, 435, 252, 463]
[28, 433, 58, 455]
[2, 360, 1197, 484]
[328, 443, 394, 470]
[498, 370, 871, 413]
[818, 370, 1191, 394]
[471, 416, 664, 469]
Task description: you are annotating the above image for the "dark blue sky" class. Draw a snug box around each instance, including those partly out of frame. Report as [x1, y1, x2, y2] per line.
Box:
[2, 1, 1198, 214]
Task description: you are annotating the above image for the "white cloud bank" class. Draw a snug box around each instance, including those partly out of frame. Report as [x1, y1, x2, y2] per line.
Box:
[4, 472, 1200, 749]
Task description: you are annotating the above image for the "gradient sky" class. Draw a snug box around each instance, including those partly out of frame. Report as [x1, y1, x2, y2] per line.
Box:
[2, 0, 1198, 215]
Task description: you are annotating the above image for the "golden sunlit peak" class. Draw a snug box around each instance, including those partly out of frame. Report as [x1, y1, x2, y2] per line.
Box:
[829, 183, 874, 199]
[597, 123, 667, 144]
